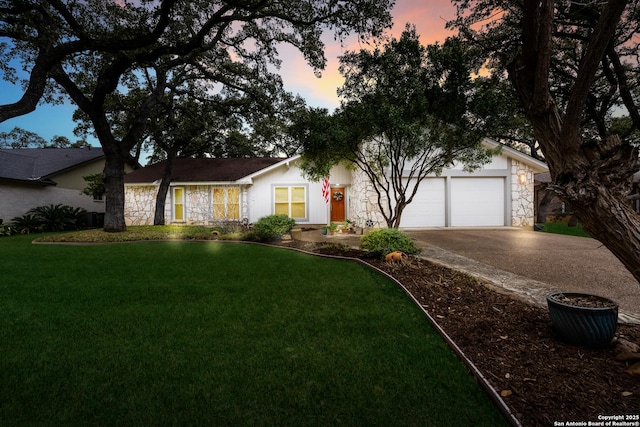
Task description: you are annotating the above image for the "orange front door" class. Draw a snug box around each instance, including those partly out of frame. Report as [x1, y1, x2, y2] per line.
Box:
[330, 187, 345, 222]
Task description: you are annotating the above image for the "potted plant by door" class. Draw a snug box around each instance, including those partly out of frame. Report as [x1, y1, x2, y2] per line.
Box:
[546, 292, 619, 347]
[327, 222, 338, 235]
[340, 219, 353, 233]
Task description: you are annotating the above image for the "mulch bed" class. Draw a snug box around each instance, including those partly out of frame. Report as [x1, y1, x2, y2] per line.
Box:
[273, 239, 640, 427]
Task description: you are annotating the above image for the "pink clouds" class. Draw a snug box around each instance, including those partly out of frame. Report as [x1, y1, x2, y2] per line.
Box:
[391, 0, 457, 43]
[279, 0, 457, 110]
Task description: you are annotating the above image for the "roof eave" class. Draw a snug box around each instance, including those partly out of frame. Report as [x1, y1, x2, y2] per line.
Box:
[482, 138, 548, 172]
[242, 155, 300, 181]
[0, 177, 57, 186]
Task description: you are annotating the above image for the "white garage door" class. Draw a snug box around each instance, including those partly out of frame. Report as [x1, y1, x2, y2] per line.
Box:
[451, 178, 505, 226]
[399, 178, 446, 228]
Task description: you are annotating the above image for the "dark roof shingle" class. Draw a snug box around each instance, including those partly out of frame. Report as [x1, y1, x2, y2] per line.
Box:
[124, 157, 285, 183]
[0, 148, 105, 185]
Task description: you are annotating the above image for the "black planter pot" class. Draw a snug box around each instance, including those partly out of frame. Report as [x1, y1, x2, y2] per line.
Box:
[546, 292, 619, 347]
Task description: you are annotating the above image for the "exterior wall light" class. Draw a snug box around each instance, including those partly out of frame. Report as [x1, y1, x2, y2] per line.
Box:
[518, 172, 527, 186]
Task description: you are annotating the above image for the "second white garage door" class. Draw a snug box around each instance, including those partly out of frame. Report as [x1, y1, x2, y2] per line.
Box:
[450, 178, 505, 226]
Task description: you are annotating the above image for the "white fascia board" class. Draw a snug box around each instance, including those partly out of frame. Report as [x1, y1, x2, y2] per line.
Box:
[125, 181, 246, 186]
[124, 182, 159, 187]
[482, 138, 548, 172]
[242, 155, 301, 182]
[169, 181, 237, 186]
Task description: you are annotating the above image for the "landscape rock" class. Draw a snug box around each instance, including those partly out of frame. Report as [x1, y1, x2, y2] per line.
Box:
[625, 362, 640, 376]
[615, 352, 640, 362]
[616, 338, 640, 354]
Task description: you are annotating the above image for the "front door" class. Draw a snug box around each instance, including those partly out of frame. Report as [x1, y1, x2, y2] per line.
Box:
[330, 187, 345, 222]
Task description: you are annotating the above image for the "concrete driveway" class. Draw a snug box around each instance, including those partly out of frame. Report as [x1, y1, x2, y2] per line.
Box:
[404, 228, 640, 322]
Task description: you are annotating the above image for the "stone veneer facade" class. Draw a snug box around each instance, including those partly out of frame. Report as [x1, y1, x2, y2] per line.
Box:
[347, 167, 389, 228]
[510, 160, 536, 227]
[125, 185, 157, 226]
[125, 185, 245, 226]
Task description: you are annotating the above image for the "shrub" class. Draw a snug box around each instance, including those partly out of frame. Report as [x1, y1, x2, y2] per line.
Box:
[11, 214, 43, 234]
[33, 204, 87, 231]
[360, 228, 421, 258]
[245, 214, 296, 242]
[81, 173, 105, 200]
[21, 204, 88, 232]
[0, 219, 14, 236]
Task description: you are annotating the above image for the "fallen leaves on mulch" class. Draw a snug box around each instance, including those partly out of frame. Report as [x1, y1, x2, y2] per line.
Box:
[274, 240, 640, 427]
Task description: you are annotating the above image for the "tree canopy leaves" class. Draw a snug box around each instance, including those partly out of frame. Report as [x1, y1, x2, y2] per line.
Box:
[0, 0, 394, 231]
[297, 26, 495, 228]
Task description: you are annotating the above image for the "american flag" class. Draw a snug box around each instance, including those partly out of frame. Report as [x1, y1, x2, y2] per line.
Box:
[321, 176, 330, 204]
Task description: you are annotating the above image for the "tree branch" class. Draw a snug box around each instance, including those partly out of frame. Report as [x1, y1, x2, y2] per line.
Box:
[562, 0, 629, 144]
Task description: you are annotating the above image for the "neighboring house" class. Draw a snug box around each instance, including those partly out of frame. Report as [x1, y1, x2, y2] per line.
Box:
[0, 147, 137, 222]
[124, 139, 549, 229]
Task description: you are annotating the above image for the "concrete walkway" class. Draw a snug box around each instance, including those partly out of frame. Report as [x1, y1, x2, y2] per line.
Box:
[298, 228, 640, 324]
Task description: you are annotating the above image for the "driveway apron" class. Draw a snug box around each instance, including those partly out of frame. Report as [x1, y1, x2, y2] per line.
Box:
[404, 228, 640, 323]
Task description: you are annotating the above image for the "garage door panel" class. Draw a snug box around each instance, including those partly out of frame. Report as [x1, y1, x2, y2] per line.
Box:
[451, 178, 504, 226]
[400, 178, 445, 228]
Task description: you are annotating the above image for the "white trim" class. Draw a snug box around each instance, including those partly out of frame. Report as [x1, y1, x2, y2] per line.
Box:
[242, 155, 302, 184]
[169, 181, 237, 186]
[481, 138, 548, 172]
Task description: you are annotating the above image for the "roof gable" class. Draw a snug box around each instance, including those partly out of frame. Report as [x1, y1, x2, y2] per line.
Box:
[0, 148, 105, 185]
[124, 157, 286, 184]
[482, 138, 548, 172]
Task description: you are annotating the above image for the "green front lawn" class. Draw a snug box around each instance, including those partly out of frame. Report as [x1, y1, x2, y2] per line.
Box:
[538, 221, 590, 237]
[0, 234, 507, 426]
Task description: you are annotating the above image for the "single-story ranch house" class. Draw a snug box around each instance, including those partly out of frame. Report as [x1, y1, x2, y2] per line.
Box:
[124, 139, 548, 229]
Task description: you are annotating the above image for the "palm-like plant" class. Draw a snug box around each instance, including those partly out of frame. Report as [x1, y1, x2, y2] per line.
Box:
[27, 204, 87, 232]
[11, 214, 43, 234]
[0, 218, 14, 236]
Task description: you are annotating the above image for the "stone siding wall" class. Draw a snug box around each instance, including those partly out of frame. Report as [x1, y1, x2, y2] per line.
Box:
[511, 161, 535, 227]
[125, 184, 248, 226]
[349, 167, 388, 229]
[124, 185, 157, 226]
[186, 186, 211, 224]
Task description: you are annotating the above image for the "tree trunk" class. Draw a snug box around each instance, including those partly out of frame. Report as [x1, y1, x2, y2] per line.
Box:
[153, 151, 177, 225]
[536, 185, 555, 223]
[511, 73, 640, 285]
[571, 186, 640, 283]
[507, 0, 640, 286]
[102, 151, 127, 232]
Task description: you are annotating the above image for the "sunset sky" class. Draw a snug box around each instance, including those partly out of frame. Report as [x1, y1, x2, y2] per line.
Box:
[0, 0, 457, 147]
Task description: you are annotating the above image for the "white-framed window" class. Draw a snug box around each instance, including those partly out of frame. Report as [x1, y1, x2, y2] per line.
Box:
[212, 187, 240, 220]
[172, 187, 185, 221]
[274, 185, 307, 220]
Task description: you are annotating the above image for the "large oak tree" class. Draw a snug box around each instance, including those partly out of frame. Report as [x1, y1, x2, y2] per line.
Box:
[449, 0, 640, 284]
[0, 0, 393, 231]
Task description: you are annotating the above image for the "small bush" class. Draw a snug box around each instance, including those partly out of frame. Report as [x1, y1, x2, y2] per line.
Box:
[246, 214, 296, 242]
[0, 219, 14, 236]
[360, 228, 421, 258]
[11, 214, 43, 234]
